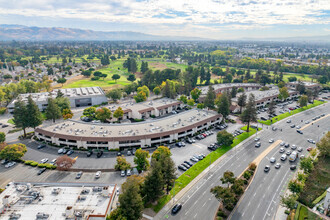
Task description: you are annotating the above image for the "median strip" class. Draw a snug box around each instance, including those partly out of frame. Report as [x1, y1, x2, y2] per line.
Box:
[300, 114, 329, 130]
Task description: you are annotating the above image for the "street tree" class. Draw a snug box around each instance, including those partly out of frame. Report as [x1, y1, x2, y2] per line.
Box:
[142, 161, 164, 203]
[280, 194, 298, 210]
[83, 106, 96, 118]
[56, 155, 76, 171]
[210, 186, 237, 211]
[95, 107, 112, 122]
[300, 157, 314, 173]
[298, 95, 308, 107]
[112, 74, 121, 82]
[278, 87, 289, 101]
[13, 99, 29, 137]
[237, 93, 247, 114]
[151, 146, 171, 160]
[197, 103, 204, 109]
[220, 171, 236, 187]
[240, 94, 257, 132]
[288, 180, 303, 195]
[134, 149, 150, 172]
[190, 88, 202, 101]
[316, 131, 330, 157]
[115, 156, 131, 171]
[45, 98, 62, 123]
[106, 89, 122, 102]
[0, 143, 27, 161]
[217, 130, 234, 146]
[204, 85, 216, 108]
[267, 101, 276, 115]
[159, 155, 176, 194]
[215, 93, 230, 119]
[231, 179, 245, 196]
[113, 107, 124, 121]
[26, 95, 43, 129]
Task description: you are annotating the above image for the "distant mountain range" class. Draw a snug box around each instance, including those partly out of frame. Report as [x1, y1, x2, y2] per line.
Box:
[0, 24, 209, 41]
[241, 35, 330, 43]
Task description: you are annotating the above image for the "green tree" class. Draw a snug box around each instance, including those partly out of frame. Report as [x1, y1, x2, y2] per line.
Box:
[237, 87, 244, 93]
[288, 180, 303, 195]
[134, 149, 150, 172]
[231, 86, 237, 98]
[210, 186, 237, 211]
[220, 171, 236, 187]
[153, 86, 161, 96]
[106, 89, 122, 102]
[113, 107, 124, 121]
[108, 208, 127, 220]
[217, 130, 234, 147]
[187, 99, 195, 106]
[158, 155, 176, 194]
[134, 91, 147, 103]
[298, 95, 308, 107]
[299, 157, 314, 173]
[278, 81, 285, 88]
[140, 61, 149, 74]
[142, 161, 164, 203]
[13, 99, 29, 137]
[55, 97, 70, 112]
[267, 101, 276, 115]
[83, 106, 96, 118]
[179, 95, 188, 104]
[45, 98, 62, 123]
[0, 143, 27, 161]
[280, 194, 298, 210]
[237, 93, 247, 114]
[151, 146, 171, 160]
[26, 95, 43, 129]
[204, 85, 216, 108]
[112, 74, 121, 82]
[130, 58, 137, 73]
[215, 93, 230, 119]
[231, 179, 244, 196]
[115, 156, 131, 171]
[197, 103, 204, 109]
[127, 74, 136, 82]
[0, 132, 5, 143]
[190, 88, 202, 101]
[137, 86, 150, 97]
[316, 131, 330, 157]
[57, 78, 67, 86]
[119, 176, 144, 220]
[240, 94, 257, 132]
[95, 107, 112, 122]
[278, 87, 289, 101]
[296, 82, 306, 94]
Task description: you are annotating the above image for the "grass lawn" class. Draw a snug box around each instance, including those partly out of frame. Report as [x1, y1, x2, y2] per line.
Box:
[258, 100, 325, 125]
[7, 118, 15, 125]
[295, 204, 322, 220]
[298, 155, 330, 208]
[153, 126, 259, 212]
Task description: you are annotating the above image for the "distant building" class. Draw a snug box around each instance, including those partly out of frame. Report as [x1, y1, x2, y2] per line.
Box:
[287, 81, 321, 91]
[0, 182, 116, 220]
[324, 187, 330, 215]
[8, 87, 108, 113]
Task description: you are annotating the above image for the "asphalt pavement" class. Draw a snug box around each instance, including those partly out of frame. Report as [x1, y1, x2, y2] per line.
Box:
[155, 102, 329, 220]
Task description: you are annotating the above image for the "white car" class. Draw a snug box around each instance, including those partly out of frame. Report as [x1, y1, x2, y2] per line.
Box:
[279, 148, 285, 153]
[270, 157, 276, 163]
[286, 119, 291, 123]
[280, 142, 285, 146]
[254, 137, 260, 142]
[296, 125, 301, 129]
[291, 145, 297, 150]
[190, 157, 199, 162]
[269, 139, 274, 143]
[40, 158, 49, 163]
[275, 163, 281, 169]
[297, 147, 303, 152]
[5, 162, 16, 168]
[58, 148, 64, 154]
[95, 171, 101, 178]
[280, 154, 287, 161]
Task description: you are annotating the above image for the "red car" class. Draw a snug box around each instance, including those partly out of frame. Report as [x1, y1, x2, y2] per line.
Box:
[307, 147, 313, 151]
[202, 133, 207, 137]
[289, 107, 295, 110]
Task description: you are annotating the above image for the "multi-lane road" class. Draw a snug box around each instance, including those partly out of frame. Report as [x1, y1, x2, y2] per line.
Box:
[156, 102, 329, 220]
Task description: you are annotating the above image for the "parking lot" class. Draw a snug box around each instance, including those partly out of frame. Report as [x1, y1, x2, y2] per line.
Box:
[257, 100, 300, 120]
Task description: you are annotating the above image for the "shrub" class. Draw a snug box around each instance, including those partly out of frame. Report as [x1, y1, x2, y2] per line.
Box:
[38, 163, 47, 168]
[225, 203, 235, 211]
[243, 170, 252, 180]
[243, 179, 248, 185]
[91, 76, 100, 81]
[24, 160, 35, 165]
[217, 210, 227, 217]
[249, 162, 257, 171]
[284, 210, 290, 215]
[30, 162, 38, 167]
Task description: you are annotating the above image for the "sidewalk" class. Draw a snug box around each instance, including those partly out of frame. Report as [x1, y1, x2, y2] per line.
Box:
[154, 129, 262, 220]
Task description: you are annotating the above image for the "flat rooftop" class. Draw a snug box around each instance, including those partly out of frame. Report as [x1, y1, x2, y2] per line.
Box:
[232, 89, 297, 102]
[0, 182, 115, 220]
[287, 81, 319, 86]
[39, 108, 220, 138]
[11, 87, 105, 104]
[199, 83, 261, 95]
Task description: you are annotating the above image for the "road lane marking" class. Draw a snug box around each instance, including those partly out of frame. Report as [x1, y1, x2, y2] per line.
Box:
[202, 201, 207, 207]
[301, 114, 329, 130]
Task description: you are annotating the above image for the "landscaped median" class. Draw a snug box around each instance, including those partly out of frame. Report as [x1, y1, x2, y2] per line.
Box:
[258, 100, 325, 125]
[153, 126, 262, 212]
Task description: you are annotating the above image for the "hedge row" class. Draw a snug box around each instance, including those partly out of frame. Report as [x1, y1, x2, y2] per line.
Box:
[24, 160, 56, 169]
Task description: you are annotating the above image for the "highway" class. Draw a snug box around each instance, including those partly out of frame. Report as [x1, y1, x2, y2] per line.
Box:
[156, 102, 329, 220]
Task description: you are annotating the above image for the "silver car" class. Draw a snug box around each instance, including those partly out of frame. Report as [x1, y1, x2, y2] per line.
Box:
[279, 148, 285, 153]
[275, 163, 281, 169]
[270, 157, 276, 163]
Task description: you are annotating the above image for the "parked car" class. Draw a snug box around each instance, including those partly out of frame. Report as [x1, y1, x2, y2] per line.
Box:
[184, 161, 193, 167]
[181, 163, 190, 169]
[87, 151, 93, 157]
[76, 171, 83, 179]
[127, 151, 132, 156]
[97, 151, 103, 158]
[126, 169, 131, 176]
[121, 170, 126, 177]
[95, 171, 102, 178]
[5, 162, 16, 168]
[186, 139, 193, 144]
[67, 150, 74, 156]
[62, 148, 68, 154]
[37, 144, 46, 149]
[171, 204, 182, 214]
[38, 168, 47, 175]
[190, 157, 199, 162]
[178, 165, 187, 171]
[58, 148, 64, 154]
[132, 148, 136, 155]
[40, 158, 49, 163]
[307, 147, 313, 151]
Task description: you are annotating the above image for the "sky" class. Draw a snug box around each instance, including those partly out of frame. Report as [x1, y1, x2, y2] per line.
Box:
[0, 0, 329, 39]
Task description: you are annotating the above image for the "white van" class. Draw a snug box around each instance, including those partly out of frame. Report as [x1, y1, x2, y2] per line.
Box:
[289, 151, 298, 162]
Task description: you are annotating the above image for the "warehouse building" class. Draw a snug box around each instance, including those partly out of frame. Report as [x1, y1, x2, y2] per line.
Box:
[35, 108, 222, 150]
[7, 87, 108, 113]
[0, 182, 117, 220]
